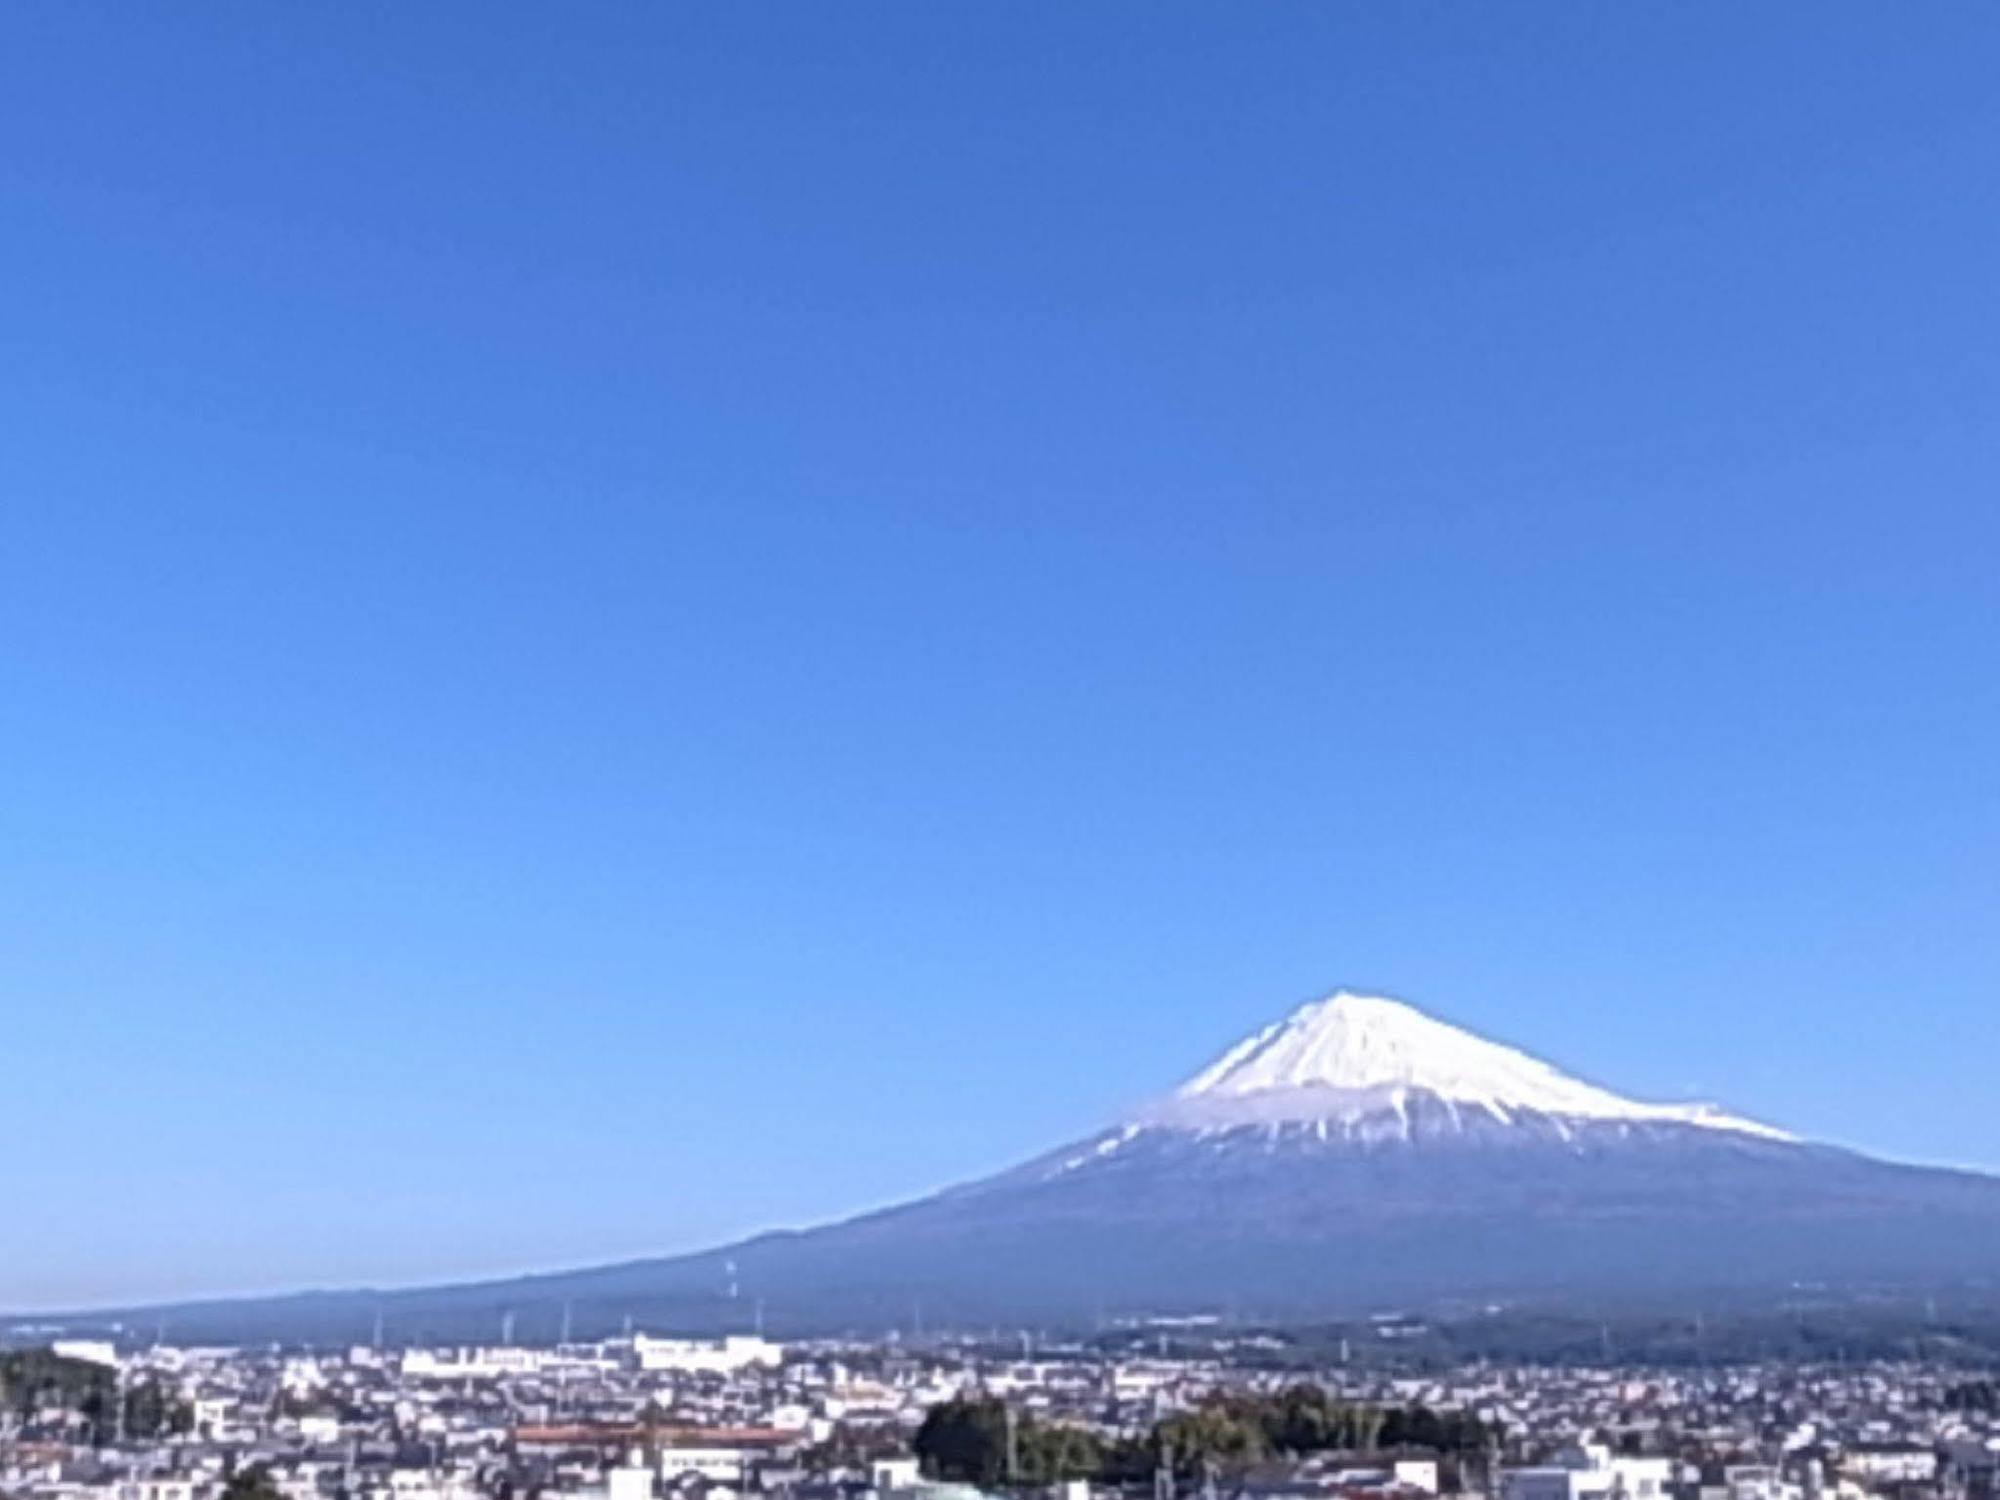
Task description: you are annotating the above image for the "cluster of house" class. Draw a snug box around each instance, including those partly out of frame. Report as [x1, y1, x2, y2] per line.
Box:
[5, 1335, 2000, 1500]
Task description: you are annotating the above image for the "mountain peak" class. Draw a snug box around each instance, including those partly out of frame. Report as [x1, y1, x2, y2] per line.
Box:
[1148, 989, 1792, 1140]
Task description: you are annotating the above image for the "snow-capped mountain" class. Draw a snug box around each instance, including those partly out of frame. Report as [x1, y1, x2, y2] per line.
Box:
[1141, 989, 1791, 1140]
[28, 989, 2000, 1342]
[1033, 989, 1809, 1178]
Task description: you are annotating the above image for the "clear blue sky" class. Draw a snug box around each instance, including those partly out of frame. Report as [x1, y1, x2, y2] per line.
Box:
[3, 4, 1997, 1311]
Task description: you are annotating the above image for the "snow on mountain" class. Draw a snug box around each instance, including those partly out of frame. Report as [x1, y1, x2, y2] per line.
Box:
[1134, 990, 1793, 1141]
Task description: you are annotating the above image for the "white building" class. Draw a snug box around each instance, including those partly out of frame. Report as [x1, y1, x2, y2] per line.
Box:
[294, 1414, 342, 1445]
[632, 1336, 783, 1375]
[372, 1470, 482, 1500]
[1394, 1462, 1441, 1495]
[1722, 1465, 1812, 1500]
[1840, 1449, 1937, 1487]
[871, 1459, 921, 1492]
[1503, 1444, 1672, 1500]
[607, 1464, 655, 1500]
[657, 1448, 757, 1485]
[52, 1340, 121, 1369]
[400, 1347, 546, 1380]
[107, 1481, 198, 1500]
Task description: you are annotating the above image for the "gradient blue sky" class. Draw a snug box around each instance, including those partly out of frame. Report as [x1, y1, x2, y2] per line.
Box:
[4, 4, 1997, 1310]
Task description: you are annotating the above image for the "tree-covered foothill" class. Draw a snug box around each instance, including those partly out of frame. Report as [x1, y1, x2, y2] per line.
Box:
[914, 1385, 1496, 1488]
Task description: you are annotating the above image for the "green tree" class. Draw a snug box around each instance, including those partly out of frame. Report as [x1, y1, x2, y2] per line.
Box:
[1019, 1422, 1103, 1484]
[124, 1380, 195, 1439]
[914, 1398, 1012, 1486]
[0, 1350, 114, 1436]
[913, 1397, 1104, 1487]
[1154, 1402, 1267, 1477]
[912, 1389, 1492, 1490]
[221, 1466, 286, 1500]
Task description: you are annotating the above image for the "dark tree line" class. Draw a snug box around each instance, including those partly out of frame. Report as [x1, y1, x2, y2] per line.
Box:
[0, 1350, 192, 1440]
[914, 1398, 1105, 1486]
[220, 1468, 286, 1500]
[914, 1385, 1497, 1487]
[1, 1350, 110, 1417]
[1946, 1380, 1999, 1413]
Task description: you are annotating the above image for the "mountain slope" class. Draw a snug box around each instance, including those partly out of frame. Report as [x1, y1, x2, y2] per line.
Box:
[16, 992, 2000, 1344]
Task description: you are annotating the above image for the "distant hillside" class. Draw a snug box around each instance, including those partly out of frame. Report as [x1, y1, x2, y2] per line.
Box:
[14, 992, 2000, 1348]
